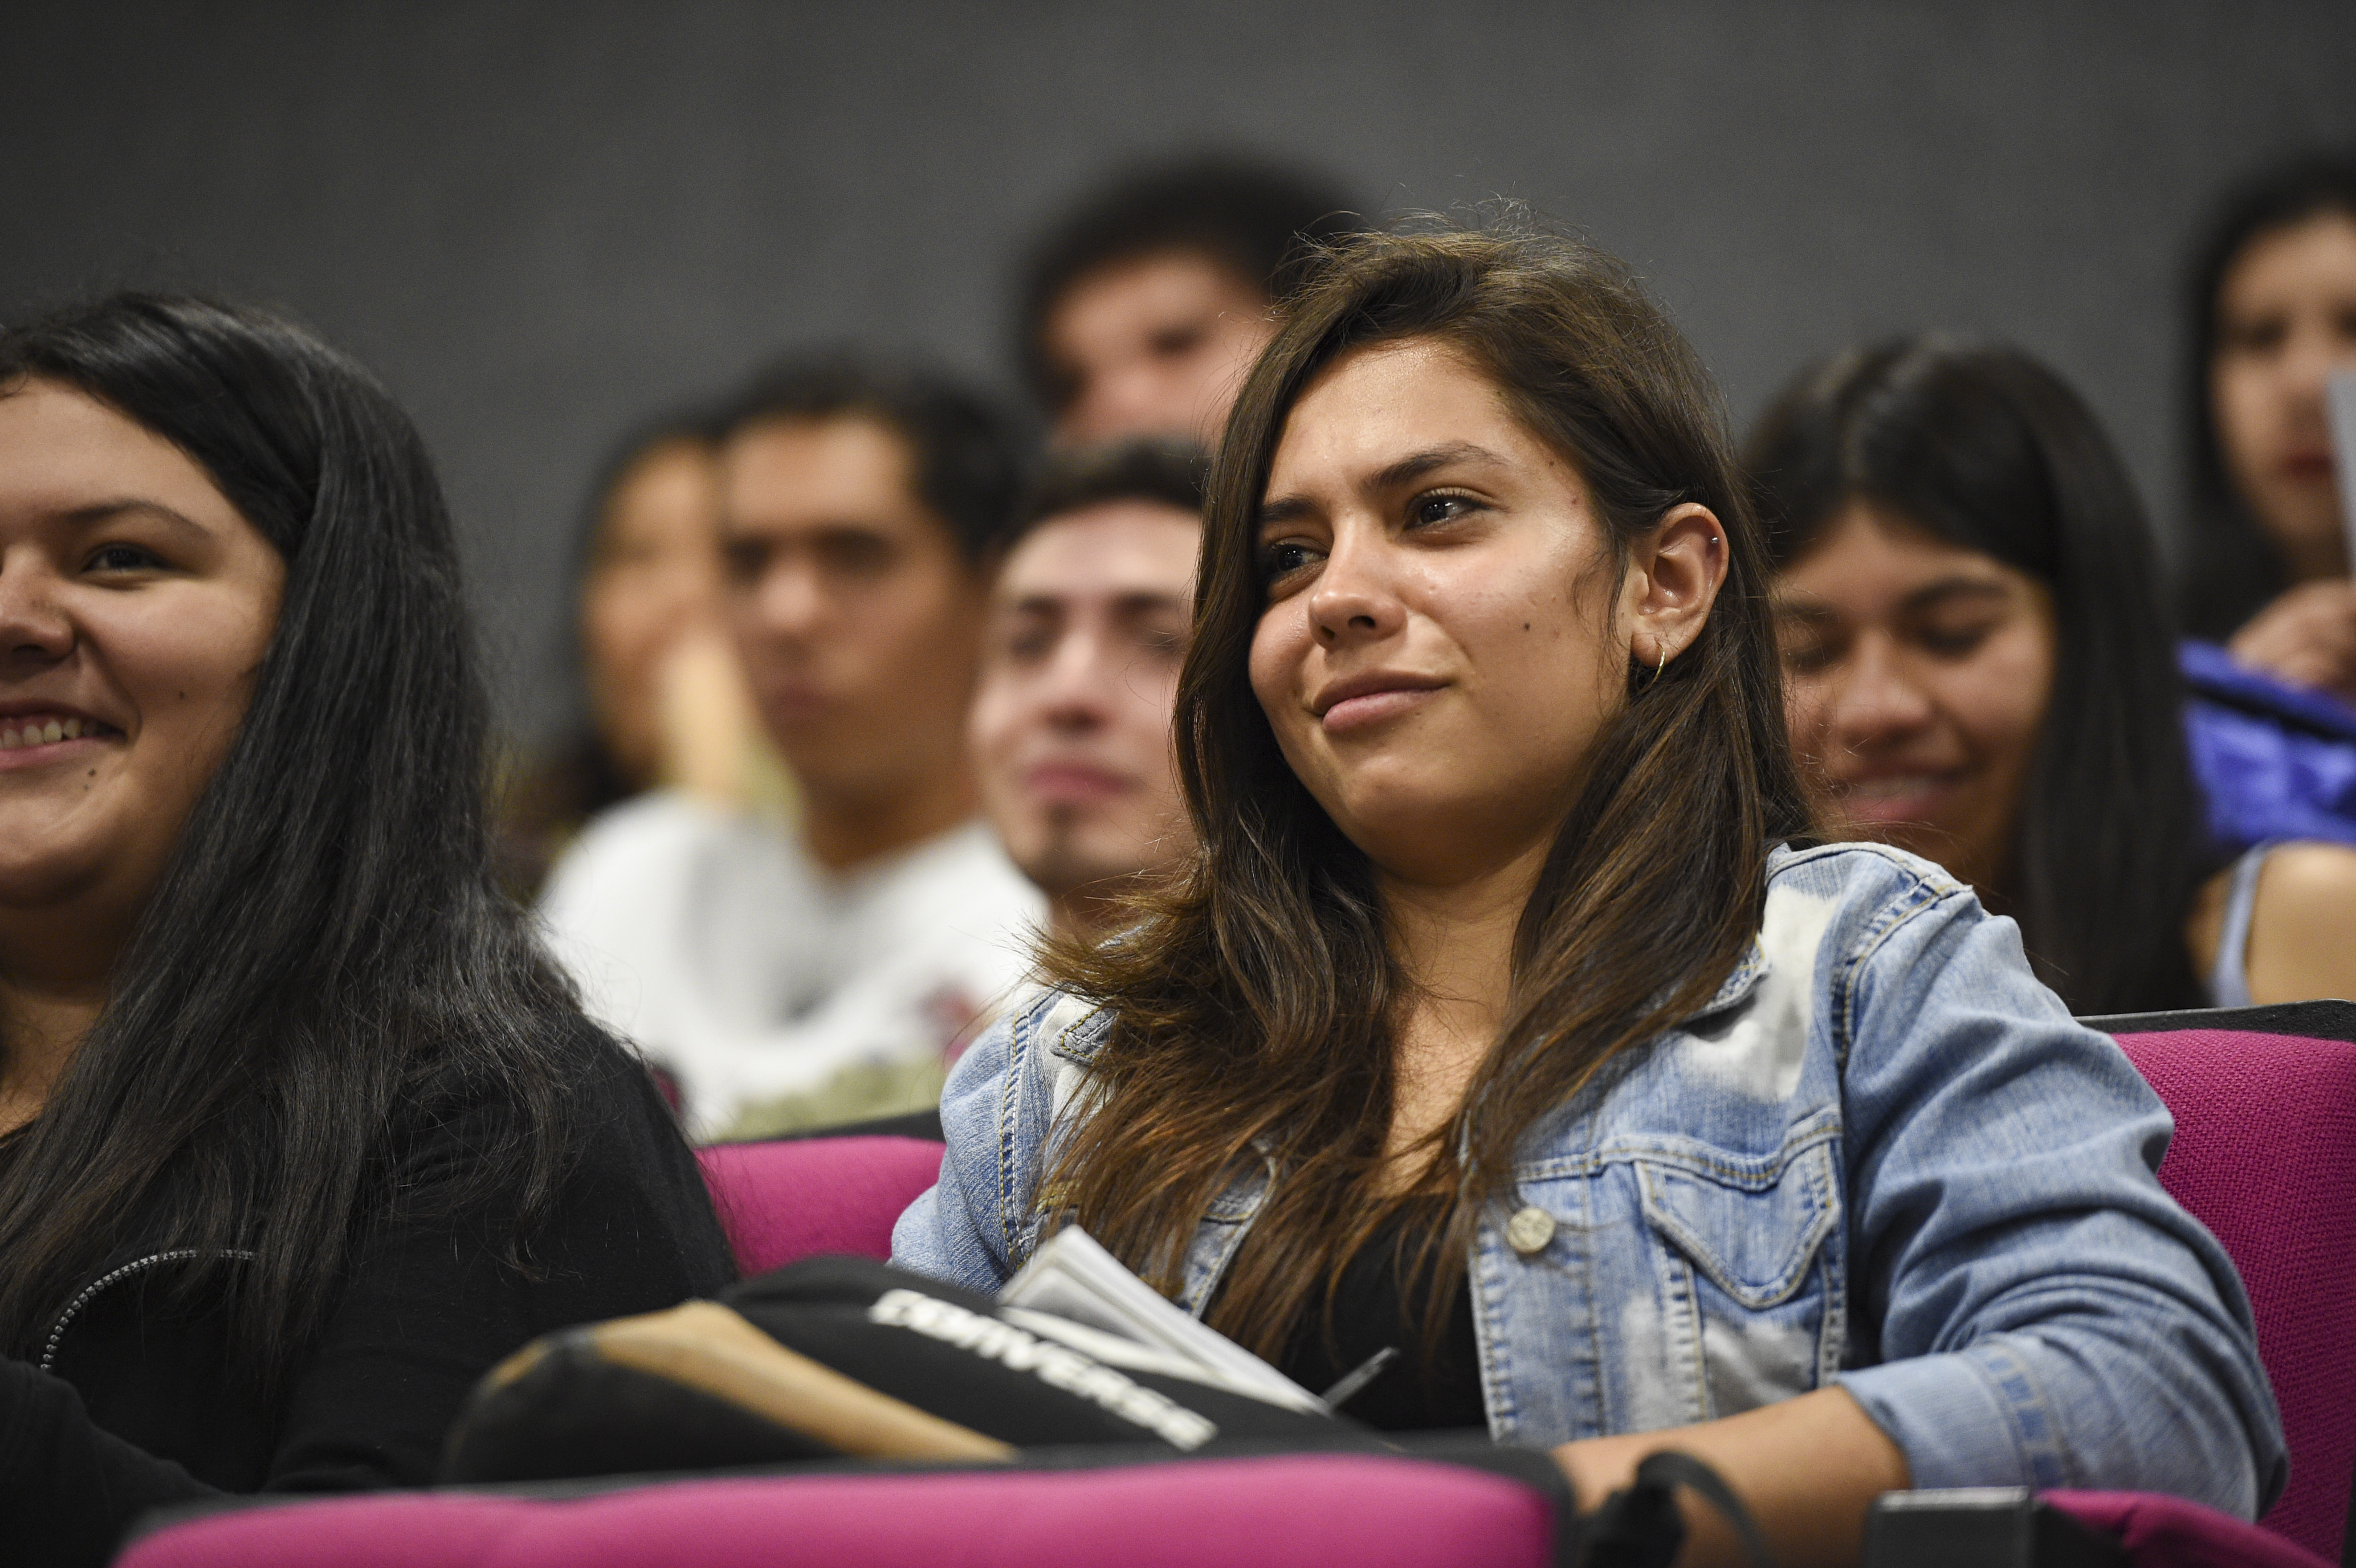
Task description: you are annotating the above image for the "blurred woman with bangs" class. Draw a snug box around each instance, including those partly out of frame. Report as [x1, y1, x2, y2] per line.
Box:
[1750, 337, 2356, 1016]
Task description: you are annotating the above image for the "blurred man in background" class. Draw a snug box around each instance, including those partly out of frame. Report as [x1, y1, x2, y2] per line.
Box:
[1016, 154, 1357, 447]
[540, 355, 1044, 1140]
[969, 438, 1205, 940]
[716, 436, 1205, 1140]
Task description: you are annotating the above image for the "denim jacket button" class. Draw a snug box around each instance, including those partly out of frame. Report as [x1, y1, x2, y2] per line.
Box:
[1506, 1204, 1556, 1255]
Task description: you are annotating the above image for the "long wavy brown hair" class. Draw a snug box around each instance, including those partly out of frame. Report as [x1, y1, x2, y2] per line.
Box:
[1040, 223, 1811, 1362]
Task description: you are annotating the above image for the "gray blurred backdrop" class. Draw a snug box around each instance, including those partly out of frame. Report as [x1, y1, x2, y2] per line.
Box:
[7, 1, 2354, 740]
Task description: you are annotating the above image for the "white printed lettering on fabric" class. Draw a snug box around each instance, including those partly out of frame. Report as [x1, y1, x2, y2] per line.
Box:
[866, 1288, 1219, 1449]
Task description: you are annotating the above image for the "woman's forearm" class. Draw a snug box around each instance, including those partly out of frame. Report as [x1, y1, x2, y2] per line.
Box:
[1551, 1386, 1909, 1568]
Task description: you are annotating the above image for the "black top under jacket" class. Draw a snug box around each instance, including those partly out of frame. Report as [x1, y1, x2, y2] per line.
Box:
[0, 1024, 739, 1568]
[1271, 1208, 1490, 1435]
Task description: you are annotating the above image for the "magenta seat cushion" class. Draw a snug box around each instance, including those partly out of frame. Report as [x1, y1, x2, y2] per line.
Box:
[116, 1455, 1555, 1568]
[2115, 1030, 2356, 1562]
[695, 1136, 945, 1276]
[2047, 1489, 2335, 1568]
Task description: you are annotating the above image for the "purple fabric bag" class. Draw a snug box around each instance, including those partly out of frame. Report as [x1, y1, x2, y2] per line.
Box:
[2180, 641, 2356, 851]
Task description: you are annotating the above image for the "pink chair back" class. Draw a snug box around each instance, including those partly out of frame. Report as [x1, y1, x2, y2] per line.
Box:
[117, 1041, 2356, 1568]
[2047, 1490, 2335, 1568]
[2114, 1027, 2356, 1563]
[116, 1454, 1555, 1568]
[695, 1135, 946, 1276]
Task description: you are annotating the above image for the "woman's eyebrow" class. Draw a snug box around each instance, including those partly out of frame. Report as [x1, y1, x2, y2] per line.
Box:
[1771, 595, 1841, 624]
[60, 499, 210, 537]
[1257, 493, 1316, 528]
[1371, 441, 1505, 492]
[1899, 577, 2012, 614]
[1258, 440, 1509, 528]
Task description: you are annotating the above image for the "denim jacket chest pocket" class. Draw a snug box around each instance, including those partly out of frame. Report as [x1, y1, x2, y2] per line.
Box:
[1630, 1132, 1845, 1422]
[1485, 1119, 1844, 1446]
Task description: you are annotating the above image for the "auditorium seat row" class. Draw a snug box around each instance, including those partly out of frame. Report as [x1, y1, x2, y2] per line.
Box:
[113, 1002, 2356, 1568]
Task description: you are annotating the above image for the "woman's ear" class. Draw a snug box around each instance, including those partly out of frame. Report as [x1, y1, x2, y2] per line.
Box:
[1622, 503, 1728, 669]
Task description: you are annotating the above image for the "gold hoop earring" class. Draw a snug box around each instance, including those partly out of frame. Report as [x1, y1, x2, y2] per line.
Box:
[1656, 644, 1669, 678]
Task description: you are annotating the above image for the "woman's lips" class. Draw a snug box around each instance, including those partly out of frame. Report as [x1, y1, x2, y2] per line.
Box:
[1825, 771, 1959, 825]
[1320, 685, 1442, 734]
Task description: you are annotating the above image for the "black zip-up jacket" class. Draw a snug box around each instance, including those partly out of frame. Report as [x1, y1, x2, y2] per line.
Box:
[0, 1031, 739, 1567]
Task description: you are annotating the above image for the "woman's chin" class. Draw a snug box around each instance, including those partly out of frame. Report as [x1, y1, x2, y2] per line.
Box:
[1326, 800, 1563, 889]
[0, 858, 106, 913]
[0, 807, 134, 910]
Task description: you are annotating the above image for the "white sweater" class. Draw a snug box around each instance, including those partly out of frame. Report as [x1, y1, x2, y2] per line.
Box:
[538, 790, 1045, 1139]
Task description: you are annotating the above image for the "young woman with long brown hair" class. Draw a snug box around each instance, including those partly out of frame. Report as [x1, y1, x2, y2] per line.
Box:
[893, 227, 2281, 1565]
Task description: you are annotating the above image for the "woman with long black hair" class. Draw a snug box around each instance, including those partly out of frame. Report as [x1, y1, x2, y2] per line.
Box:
[2175, 150, 2356, 701]
[0, 295, 736, 1567]
[1750, 337, 2356, 1014]
[892, 226, 2280, 1566]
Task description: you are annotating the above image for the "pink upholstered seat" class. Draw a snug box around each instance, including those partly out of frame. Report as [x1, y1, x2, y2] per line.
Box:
[113, 1020, 2356, 1568]
[114, 1454, 1556, 1568]
[2110, 1026, 2356, 1563]
[2047, 1489, 2334, 1568]
[694, 1134, 945, 1275]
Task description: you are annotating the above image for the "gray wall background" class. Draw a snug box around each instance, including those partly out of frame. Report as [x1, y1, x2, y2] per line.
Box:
[7, 1, 2354, 740]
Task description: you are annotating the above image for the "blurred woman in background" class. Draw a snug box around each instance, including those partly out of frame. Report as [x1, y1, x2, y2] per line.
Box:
[2176, 151, 2356, 704]
[0, 295, 735, 1568]
[498, 413, 774, 895]
[1751, 337, 2356, 1015]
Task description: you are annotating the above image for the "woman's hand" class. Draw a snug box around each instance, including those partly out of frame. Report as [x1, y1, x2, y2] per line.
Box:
[1550, 1387, 1909, 1568]
[2227, 579, 2356, 705]
[654, 625, 765, 806]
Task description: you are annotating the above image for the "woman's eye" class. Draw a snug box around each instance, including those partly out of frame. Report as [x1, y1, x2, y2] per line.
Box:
[1259, 541, 1320, 585]
[1409, 492, 1476, 528]
[86, 544, 165, 573]
[2222, 317, 2288, 357]
[1918, 621, 1996, 659]
[1779, 640, 1837, 675]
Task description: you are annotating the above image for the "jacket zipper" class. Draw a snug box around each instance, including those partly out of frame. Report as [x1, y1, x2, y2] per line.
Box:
[39, 1248, 256, 1371]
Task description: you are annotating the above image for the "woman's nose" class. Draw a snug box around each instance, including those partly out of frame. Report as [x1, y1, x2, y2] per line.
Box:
[1306, 529, 1405, 647]
[2281, 317, 2355, 409]
[1827, 638, 1932, 745]
[0, 561, 75, 665]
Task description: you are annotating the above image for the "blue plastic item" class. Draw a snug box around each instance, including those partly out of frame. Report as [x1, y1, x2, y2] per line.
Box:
[2181, 642, 2356, 852]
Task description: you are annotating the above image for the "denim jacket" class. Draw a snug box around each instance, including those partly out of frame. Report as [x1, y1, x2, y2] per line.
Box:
[892, 842, 2286, 1516]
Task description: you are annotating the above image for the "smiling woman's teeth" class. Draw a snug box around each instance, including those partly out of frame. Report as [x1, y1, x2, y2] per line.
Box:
[0, 717, 87, 750]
